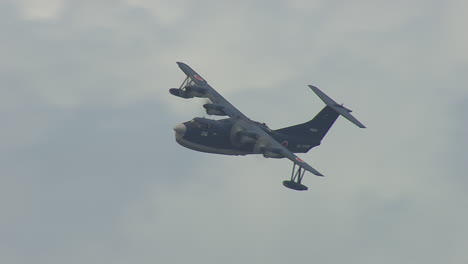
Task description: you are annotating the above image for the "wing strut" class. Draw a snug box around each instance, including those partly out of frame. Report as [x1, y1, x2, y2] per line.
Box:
[282, 163, 309, 191]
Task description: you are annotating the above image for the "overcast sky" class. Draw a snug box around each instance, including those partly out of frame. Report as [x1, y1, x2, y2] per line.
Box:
[1, 0, 467, 263]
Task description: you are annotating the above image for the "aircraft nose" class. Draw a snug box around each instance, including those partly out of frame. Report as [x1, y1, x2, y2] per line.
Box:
[173, 123, 186, 136]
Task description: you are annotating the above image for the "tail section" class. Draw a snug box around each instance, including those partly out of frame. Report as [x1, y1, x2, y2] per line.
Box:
[308, 85, 366, 128]
[275, 85, 365, 142]
[275, 106, 340, 142]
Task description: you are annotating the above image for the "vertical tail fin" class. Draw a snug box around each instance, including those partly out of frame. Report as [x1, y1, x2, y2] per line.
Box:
[275, 106, 339, 142]
[275, 85, 365, 142]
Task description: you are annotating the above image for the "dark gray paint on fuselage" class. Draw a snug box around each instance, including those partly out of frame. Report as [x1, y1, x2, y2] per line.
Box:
[183, 118, 235, 151]
[176, 117, 321, 156]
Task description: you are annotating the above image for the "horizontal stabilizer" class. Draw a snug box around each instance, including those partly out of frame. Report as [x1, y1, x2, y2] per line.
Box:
[308, 85, 366, 128]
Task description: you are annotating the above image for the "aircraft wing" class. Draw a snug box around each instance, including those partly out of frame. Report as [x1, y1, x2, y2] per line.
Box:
[253, 129, 324, 177]
[230, 118, 323, 176]
[274, 142, 324, 176]
[176, 62, 323, 177]
[176, 62, 248, 119]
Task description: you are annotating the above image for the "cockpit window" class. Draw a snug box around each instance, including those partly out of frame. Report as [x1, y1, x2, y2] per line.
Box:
[192, 118, 211, 129]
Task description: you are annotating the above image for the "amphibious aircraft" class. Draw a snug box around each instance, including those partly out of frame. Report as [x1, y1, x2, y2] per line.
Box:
[170, 62, 365, 191]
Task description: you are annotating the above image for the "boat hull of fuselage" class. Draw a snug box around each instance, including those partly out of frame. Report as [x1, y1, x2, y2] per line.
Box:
[175, 135, 249, 156]
[173, 118, 318, 156]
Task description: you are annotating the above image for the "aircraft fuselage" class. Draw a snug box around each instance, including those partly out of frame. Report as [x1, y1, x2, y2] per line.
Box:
[174, 117, 320, 156]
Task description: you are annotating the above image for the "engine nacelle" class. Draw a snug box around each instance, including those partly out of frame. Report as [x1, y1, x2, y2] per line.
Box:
[185, 85, 208, 98]
[237, 131, 258, 144]
[203, 103, 227, 116]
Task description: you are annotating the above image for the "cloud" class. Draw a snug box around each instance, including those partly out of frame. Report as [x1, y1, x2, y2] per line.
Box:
[124, 0, 190, 25]
[1, 1, 468, 264]
[443, 0, 468, 63]
[9, 0, 65, 20]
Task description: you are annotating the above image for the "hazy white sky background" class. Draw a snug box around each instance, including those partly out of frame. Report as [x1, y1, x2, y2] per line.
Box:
[1, 0, 467, 263]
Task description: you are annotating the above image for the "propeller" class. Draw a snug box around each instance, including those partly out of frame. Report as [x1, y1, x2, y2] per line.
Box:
[196, 98, 212, 117]
[230, 120, 246, 147]
[203, 98, 212, 105]
[253, 136, 268, 154]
